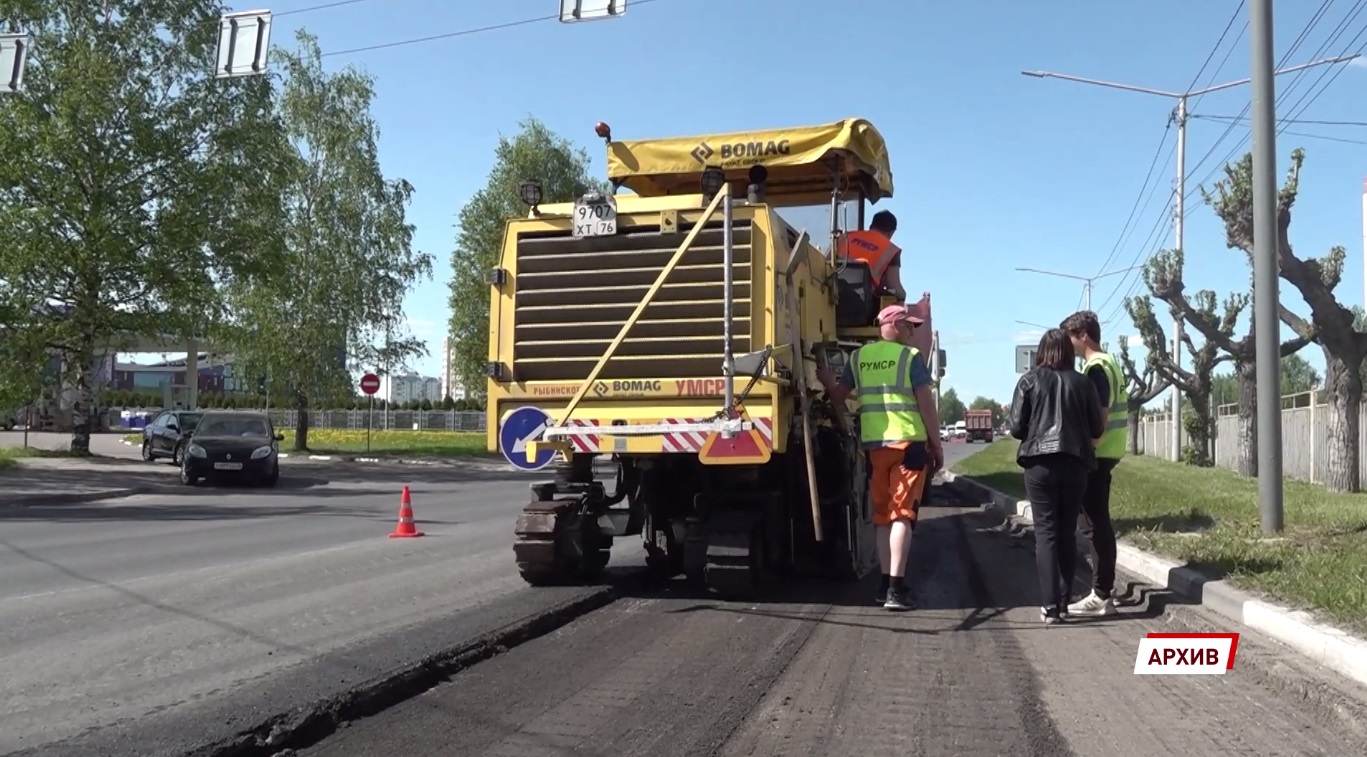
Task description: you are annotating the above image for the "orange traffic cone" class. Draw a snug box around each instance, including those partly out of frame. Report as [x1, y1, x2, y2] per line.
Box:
[389, 485, 425, 538]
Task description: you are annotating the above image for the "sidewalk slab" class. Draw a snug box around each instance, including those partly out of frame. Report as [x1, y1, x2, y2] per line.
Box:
[944, 468, 1367, 692]
[0, 457, 177, 507]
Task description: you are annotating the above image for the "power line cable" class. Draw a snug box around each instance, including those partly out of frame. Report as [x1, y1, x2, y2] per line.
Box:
[321, 0, 667, 57]
[1184, 0, 1344, 187]
[1088, 7, 1243, 298]
[1194, 113, 1367, 127]
[1187, 1, 1247, 111]
[1091, 122, 1173, 278]
[275, 0, 380, 17]
[1189, 0, 1364, 189]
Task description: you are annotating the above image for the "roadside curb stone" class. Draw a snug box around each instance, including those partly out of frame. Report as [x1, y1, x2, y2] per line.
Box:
[943, 468, 1367, 692]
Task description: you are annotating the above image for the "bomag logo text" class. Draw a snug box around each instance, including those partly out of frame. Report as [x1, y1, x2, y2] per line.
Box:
[609, 380, 661, 393]
[691, 139, 791, 165]
[721, 139, 790, 160]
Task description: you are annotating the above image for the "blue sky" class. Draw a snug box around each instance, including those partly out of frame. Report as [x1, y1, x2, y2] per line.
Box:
[187, 0, 1367, 404]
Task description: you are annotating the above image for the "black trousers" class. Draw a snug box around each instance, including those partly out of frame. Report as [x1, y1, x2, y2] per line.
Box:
[1080, 458, 1119, 597]
[1022, 456, 1088, 610]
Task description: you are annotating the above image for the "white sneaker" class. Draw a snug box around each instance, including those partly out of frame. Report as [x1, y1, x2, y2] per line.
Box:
[1067, 591, 1116, 617]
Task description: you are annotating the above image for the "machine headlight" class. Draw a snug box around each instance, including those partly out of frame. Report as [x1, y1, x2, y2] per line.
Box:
[188, 444, 206, 458]
[251, 446, 273, 460]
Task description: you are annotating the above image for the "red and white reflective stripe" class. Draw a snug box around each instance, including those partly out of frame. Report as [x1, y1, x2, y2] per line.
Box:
[661, 417, 709, 453]
[566, 419, 600, 453]
[660, 416, 774, 453]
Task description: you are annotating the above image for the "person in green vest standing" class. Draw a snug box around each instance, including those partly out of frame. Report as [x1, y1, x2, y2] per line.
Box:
[817, 304, 944, 611]
[1060, 310, 1126, 617]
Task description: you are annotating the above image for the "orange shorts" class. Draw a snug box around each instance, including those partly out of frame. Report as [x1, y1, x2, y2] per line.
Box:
[868, 443, 926, 527]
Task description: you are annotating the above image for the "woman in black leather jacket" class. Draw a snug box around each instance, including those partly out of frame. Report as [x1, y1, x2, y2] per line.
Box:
[1009, 328, 1105, 624]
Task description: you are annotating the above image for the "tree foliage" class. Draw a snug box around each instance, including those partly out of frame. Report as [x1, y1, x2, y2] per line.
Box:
[1115, 335, 1170, 455]
[216, 30, 432, 451]
[1125, 288, 1232, 466]
[938, 387, 966, 425]
[968, 395, 1005, 426]
[447, 117, 610, 397]
[1211, 353, 1320, 409]
[0, 0, 287, 452]
[1128, 233, 1310, 474]
[1205, 148, 1358, 491]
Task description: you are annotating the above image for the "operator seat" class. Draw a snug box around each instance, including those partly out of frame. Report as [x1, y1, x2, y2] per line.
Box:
[835, 259, 897, 328]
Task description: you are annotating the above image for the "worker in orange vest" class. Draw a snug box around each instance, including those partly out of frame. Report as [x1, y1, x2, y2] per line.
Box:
[836, 210, 906, 301]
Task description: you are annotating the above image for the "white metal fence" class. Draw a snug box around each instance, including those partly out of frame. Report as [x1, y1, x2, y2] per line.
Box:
[114, 408, 488, 433]
[1135, 391, 1363, 484]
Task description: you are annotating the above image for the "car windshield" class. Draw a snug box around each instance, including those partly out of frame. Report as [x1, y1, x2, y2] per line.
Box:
[180, 413, 202, 430]
[196, 416, 270, 437]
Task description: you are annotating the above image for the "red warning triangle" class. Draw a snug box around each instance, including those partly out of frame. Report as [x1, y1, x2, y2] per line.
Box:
[698, 413, 771, 466]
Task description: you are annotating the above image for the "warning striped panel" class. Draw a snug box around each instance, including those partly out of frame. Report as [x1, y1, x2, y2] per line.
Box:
[661, 416, 775, 454]
[566, 419, 600, 453]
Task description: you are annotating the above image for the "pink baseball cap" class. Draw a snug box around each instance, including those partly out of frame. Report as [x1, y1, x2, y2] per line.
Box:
[877, 304, 924, 327]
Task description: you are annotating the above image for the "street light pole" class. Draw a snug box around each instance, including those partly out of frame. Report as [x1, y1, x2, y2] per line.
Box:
[1250, 0, 1283, 534]
[1022, 53, 1357, 463]
[1014, 264, 1144, 312]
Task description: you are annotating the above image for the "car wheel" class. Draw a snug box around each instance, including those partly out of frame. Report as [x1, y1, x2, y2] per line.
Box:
[172, 443, 184, 466]
[180, 458, 200, 486]
[262, 463, 279, 488]
[141, 439, 154, 462]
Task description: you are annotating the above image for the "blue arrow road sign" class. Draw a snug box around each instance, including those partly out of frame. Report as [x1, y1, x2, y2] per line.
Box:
[499, 406, 557, 471]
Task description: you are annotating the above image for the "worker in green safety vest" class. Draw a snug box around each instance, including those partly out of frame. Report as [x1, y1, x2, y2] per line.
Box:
[1060, 310, 1126, 617]
[817, 304, 943, 612]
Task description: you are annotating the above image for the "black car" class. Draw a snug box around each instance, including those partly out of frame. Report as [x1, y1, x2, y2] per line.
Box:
[179, 410, 284, 487]
[141, 410, 204, 465]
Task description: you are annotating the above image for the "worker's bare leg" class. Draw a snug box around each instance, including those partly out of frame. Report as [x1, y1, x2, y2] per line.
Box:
[876, 525, 892, 574]
[888, 518, 913, 577]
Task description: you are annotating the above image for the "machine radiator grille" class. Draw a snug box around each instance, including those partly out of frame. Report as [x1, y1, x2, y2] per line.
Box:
[513, 220, 755, 382]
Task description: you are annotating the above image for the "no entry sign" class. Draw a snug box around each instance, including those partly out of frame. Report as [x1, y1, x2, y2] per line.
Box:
[360, 373, 381, 395]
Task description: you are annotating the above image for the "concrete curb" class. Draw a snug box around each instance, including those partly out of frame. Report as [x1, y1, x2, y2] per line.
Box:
[0, 487, 152, 508]
[122, 438, 511, 470]
[943, 469, 1367, 691]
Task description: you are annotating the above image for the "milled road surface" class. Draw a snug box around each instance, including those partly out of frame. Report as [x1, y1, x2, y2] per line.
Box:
[0, 462, 641, 757]
[300, 494, 1366, 757]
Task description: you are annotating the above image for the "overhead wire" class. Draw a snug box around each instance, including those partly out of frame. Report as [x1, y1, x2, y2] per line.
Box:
[1089, 5, 1248, 324]
[1090, 123, 1174, 279]
[1095, 0, 1355, 329]
[320, 0, 667, 57]
[1187, 0, 1362, 191]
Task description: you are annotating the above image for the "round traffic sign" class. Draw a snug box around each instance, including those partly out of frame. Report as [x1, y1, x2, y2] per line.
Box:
[360, 373, 381, 395]
[499, 406, 557, 471]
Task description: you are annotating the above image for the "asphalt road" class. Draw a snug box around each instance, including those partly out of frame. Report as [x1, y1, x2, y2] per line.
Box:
[298, 493, 1366, 757]
[0, 461, 642, 757]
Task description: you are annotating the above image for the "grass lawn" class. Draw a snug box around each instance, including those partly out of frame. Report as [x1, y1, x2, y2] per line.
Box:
[122, 429, 492, 457]
[954, 439, 1367, 634]
[0, 446, 83, 470]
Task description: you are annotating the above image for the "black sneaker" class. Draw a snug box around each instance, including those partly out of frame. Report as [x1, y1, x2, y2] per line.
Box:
[1041, 606, 1063, 624]
[884, 586, 916, 611]
[876, 579, 890, 605]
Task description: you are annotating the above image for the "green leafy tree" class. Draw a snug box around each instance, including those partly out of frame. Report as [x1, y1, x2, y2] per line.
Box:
[1127, 244, 1309, 474]
[1115, 336, 1170, 455]
[217, 31, 433, 451]
[447, 117, 610, 397]
[0, 0, 287, 453]
[1126, 292, 1231, 467]
[938, 387, 966, 425]
[1205, 149, 1358, 487]
[968, 395, 1005, 426]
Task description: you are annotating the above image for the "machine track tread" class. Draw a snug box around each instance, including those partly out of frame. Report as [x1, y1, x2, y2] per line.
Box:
[513, 501, 610, 586]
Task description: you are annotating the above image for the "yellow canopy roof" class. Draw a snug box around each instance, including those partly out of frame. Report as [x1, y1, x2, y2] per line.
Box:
[605, 118, 894, 204]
